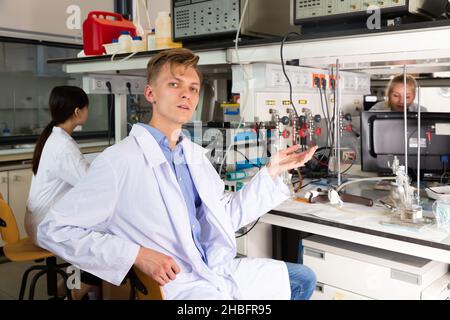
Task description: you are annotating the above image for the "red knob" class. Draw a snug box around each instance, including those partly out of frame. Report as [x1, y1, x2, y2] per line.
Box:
[315, 127, 322, 136]
[282, 130, 290, 139]
[345, 124, 353, 132]
[299, 129, 308, 138]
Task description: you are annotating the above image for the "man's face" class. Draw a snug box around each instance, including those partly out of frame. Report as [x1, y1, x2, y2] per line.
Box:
[389, 83, 415, 112]
[144, 64, 200, 128]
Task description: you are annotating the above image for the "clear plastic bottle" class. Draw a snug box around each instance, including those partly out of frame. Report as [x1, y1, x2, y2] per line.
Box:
[103, 38, 121, 55]
[131, 36, 146, 52]
[147, 28, 156, 51]
[118, 30, 132, 53]
[155, 11, 172, 49]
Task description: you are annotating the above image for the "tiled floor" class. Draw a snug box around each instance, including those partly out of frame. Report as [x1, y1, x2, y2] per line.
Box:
[0, 260, 47, 300]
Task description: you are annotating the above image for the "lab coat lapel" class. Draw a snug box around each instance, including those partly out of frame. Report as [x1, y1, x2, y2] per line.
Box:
[129, 125, 199, 257]
[129, 125, 166, 167]
[181, 139, 236, 248]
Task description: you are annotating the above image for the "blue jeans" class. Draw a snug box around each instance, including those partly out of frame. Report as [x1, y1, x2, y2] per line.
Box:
[286, 262, 316, 300]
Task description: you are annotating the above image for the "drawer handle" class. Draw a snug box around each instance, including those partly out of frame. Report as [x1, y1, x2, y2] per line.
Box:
[315, 282, 324, 293]
[390, 269, 421, 285]
[1, 177, 7, 183]
[13, 175, 20, 182]
[304, 247, 325, 260]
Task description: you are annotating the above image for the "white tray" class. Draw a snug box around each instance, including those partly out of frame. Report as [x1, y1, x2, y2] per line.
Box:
[425, 186, 450, 200]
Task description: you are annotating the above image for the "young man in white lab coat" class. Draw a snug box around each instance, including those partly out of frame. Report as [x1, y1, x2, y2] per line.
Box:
[38, 48, 317, 300]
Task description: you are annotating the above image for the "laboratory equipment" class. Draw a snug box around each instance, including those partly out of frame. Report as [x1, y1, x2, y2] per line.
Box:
[360, 112, 450, 181]
[292, 0, 448, 28]
[172, 0, 297, 42]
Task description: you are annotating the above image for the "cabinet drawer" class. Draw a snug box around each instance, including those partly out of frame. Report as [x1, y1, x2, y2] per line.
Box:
[303, 235, 448, 300]
[311, 282, 372, 300]
[7, 169, 33, 238]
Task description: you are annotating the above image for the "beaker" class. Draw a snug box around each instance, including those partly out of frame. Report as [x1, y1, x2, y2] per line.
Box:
[432, 199, 450, 233]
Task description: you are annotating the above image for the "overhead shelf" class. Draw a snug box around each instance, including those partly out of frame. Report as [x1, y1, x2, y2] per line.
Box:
[226, 25, 450, 72]
[52, 22, 450, 75]
[60, 50, 228, 74]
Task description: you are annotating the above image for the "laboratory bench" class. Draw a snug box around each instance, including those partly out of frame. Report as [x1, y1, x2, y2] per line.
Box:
[262, 181, 450, 264]
[259, 179, 450, 299]
[0, 139, 108, 245]
[0, 162, 32, 172]
[0, 139, 111, 164]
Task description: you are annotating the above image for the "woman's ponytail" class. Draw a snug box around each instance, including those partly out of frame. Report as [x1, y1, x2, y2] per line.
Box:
[32, 121, 56, 174]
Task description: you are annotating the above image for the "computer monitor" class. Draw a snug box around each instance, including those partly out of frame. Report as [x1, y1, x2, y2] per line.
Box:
[360, 112, 450, 181]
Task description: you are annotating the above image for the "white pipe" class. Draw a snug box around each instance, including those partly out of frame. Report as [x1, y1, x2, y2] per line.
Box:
[403, 66, 408, 171]
[336, 176, 397, 193]
[417, 85, 421, 205]
[336, 59, 341, 186]
[403, 66, 410, 205]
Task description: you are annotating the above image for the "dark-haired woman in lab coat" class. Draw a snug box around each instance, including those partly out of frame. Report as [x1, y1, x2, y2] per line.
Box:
[26, 85, 89, 242]
[26, 85, 100, 299]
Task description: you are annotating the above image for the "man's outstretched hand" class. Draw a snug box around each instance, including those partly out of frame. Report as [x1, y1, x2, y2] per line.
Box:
[267, 145, 318, 180]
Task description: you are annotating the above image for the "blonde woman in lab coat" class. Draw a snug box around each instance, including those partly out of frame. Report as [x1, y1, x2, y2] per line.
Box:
[369, 74, 428, 112]
[26, 86, 100, 299]
[38, 49, 318, 300]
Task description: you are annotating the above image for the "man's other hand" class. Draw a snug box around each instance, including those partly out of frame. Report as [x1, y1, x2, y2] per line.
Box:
[134, 247, 181, 286]
[267, 145, 318, 180]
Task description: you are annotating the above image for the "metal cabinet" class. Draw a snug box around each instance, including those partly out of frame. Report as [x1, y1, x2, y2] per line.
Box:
[303, 235, 449, 300]
[236, 222, 273, 258]
[8, 169, 33, 240]
[0, 171, 7, 202]
[0, 171, 8, 247]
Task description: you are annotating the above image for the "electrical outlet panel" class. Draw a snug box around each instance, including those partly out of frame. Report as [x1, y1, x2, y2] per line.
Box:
[83, 75, 113, 94]
[82, 74, 147, 94]
[342, 149, 357, 163]
[232, 63, 370, 95]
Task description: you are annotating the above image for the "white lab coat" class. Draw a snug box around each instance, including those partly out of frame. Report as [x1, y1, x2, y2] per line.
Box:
[26, 126, 89, 242]
[38, 124, 291, 299]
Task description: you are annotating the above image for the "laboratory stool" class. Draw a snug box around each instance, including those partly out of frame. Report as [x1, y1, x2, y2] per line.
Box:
[0, 193, 71, 300]
[129, 267, 164, 300]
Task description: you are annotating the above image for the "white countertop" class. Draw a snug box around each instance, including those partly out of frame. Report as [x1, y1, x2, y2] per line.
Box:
[0, 140, 111, 157]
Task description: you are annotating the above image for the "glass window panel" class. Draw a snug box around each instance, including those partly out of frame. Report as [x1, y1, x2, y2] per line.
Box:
[0, 41, 109, 140]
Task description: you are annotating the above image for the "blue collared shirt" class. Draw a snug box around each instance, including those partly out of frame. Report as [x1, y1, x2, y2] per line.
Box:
[138, 123, 207, 263]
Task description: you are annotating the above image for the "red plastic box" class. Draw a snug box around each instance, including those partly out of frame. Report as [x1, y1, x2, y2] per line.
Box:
[83, 11, 137, 55]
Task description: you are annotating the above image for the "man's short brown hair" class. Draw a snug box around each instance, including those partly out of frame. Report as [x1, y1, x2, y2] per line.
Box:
[146, 48, 202, 84]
